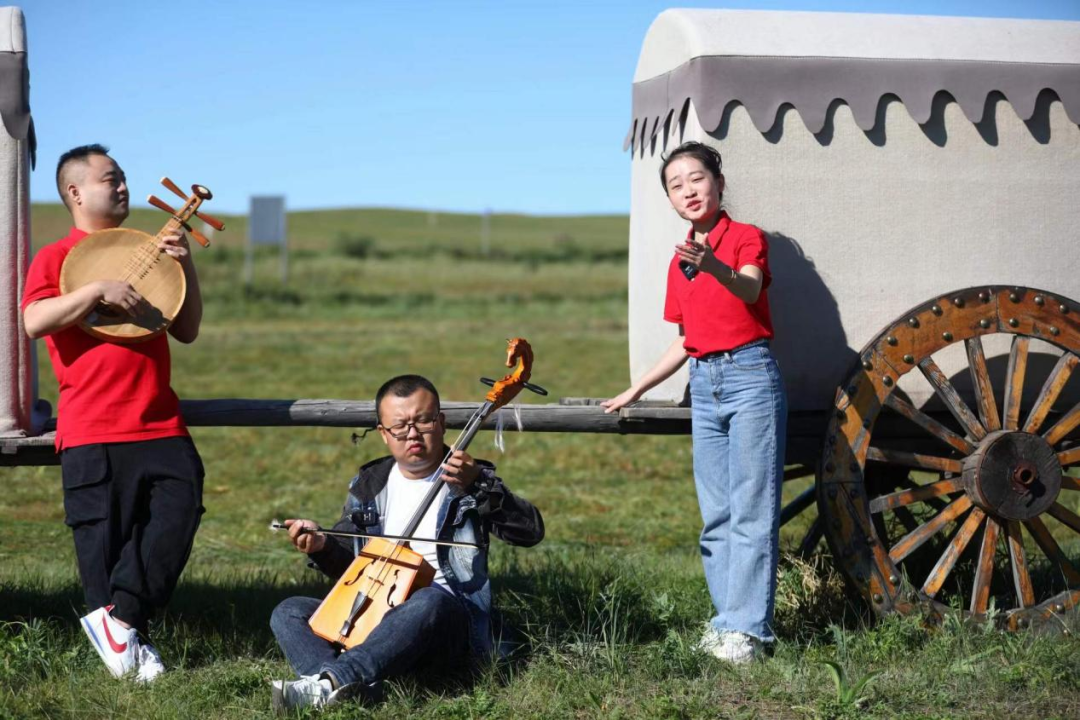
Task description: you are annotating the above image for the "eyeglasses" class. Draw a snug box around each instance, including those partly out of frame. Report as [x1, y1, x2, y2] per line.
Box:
[379, 417, 439, 440]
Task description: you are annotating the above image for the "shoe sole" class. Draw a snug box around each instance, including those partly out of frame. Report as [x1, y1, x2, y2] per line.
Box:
[80, 614, 126, 679]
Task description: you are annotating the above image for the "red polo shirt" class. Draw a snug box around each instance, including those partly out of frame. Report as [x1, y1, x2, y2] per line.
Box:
[663, 212, 774, 357]
[22, 227, 188, 450]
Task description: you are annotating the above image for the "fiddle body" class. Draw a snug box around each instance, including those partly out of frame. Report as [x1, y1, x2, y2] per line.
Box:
[308, 537, 435, 649]
[290, 338, 545, 650]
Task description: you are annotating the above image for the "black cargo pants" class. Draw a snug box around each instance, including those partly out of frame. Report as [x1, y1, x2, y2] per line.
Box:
[60, 436, 205, 632]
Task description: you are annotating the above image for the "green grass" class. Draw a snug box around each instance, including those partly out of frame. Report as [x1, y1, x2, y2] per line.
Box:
[2, 205, 1079, 719]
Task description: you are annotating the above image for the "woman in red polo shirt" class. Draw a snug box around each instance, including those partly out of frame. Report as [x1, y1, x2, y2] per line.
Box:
[603, 141, 787, 664]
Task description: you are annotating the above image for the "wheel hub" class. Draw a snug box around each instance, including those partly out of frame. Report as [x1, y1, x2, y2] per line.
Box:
[962, 430, 1062, 521]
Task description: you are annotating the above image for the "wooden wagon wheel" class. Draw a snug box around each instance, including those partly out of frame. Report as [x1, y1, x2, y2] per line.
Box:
[818, 286, 1080, 629]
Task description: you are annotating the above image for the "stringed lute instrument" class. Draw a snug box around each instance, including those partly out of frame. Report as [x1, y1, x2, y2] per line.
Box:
[59, 177, 223, 343]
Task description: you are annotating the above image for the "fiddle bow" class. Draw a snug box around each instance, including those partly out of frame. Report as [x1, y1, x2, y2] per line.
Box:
[301, 338, 546, 649]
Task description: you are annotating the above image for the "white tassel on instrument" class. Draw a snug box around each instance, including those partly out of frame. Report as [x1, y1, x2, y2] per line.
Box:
[494, 410, 507, 453]
[493, 404, 525, 453]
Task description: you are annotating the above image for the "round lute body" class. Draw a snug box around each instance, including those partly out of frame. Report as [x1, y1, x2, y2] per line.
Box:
[57, 179, 222, 344]
[60, 228, 186, 343]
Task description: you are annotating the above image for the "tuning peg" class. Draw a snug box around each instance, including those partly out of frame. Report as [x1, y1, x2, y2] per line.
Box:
[160, 177, 187, 201]
[524, 382, 548, 396]
[188, 227, 211, 248]
[148, 195, 212, 247]
[479, 377, 548, 396]
[195, 210, 225, 232]
[147, 194, 178, 216]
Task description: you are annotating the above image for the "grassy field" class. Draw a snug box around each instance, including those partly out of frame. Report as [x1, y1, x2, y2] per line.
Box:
[1, 204, 1078, 719]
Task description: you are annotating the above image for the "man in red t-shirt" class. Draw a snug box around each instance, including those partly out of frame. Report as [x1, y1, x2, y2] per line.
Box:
[22, 144, 205, 682]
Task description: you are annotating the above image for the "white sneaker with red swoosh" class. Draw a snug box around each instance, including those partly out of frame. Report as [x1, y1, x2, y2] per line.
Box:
[80, 605, 139, 678]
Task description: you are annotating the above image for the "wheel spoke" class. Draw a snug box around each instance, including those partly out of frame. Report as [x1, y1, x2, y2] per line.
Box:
[1023, 352, 1080, 435]
[889, 495, 973, 563]
[897, 476, 950, 512]
[919, 357, 986, 440]
[780, 485, 816, 526]
[782, 465, 813, 483]
[892, 506, 921, 535]
[884, 394, 977, 455]
[869, 477, 964, 514]
[970, 517, 1001, 615]
[966, 337, 1001, 432]
[922, 507, 986, 598]
[1024, 516, 1080, 587]
[1063, 474, 1080, 491]
[1043, 401, 1080, 447]
[1006, 520, 1036, 608]
[1047, 502, 1080, 535]
[1059, 449, 1080, 470]
[798, 515, 824, 558]
[1003, 336, 1030, 431]
[867, 446, 962, 474]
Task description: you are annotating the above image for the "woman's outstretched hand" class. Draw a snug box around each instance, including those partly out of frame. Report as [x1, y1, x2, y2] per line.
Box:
[675, 239, 730, 282]
[601, 387, 642, 414]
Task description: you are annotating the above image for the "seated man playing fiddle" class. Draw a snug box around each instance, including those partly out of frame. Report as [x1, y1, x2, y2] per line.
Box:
[270, 374, 545, 711]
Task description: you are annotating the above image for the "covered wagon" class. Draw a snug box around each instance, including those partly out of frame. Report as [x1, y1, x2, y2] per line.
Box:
[626, 9, 1080, 627]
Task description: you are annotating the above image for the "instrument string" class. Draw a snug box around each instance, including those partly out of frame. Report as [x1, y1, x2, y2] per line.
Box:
[344, 404, 488, 636]
[119, 219, 182, 284]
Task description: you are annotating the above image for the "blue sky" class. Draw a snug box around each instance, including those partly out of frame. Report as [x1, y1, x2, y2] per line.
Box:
[21, 1, 1080, 215]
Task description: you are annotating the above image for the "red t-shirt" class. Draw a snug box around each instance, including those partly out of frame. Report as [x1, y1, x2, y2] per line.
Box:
[21, 227, 188, 450]
[663, 212, 774, 357]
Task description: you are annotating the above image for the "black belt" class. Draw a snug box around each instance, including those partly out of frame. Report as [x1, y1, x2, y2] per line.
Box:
[697, 338, 769, 361]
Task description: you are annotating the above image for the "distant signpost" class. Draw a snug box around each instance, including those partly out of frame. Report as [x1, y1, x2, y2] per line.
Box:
[246, 195, 288, 284]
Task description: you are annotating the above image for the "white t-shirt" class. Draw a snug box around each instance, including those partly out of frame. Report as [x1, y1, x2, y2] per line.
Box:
[382, 463, 449, 590]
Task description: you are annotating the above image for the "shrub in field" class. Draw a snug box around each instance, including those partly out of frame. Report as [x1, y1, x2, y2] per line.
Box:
[335, 233, 378, 259]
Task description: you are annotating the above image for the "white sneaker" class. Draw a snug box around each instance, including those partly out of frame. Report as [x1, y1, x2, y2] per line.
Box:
[80, 605, 139, 678]
[136, 643, 166, 683]
[715, 631, 764, 665]
[272, 674, 333, 712]
[270, 674, 381, 713]
[697, 625, 731, 656]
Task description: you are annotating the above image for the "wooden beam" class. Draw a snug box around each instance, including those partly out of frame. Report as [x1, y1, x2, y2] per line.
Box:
[174, 399, 691, 434]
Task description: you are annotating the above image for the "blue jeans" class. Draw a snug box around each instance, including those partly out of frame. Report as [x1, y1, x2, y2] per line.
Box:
[689, 340, 787, 643]
[270, 586, 470, 687]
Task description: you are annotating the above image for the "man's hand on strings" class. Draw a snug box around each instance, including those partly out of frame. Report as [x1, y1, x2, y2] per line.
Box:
[441, 450, 480, 491]
[283, 518, 327, 554]
[158, 229, 191, 261]
[94, 280, 144, 316]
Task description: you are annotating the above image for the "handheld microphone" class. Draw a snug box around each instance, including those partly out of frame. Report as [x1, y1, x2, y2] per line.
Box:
[680, 237, 701, 280]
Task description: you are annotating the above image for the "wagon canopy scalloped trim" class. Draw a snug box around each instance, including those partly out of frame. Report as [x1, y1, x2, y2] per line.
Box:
[624, 55, 1080, 151]
[624, 9, 1080, 152]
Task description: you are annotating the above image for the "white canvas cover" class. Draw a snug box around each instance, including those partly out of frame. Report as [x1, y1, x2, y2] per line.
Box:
[627, 10, 1080, 413]
[0, 5, 35, 437]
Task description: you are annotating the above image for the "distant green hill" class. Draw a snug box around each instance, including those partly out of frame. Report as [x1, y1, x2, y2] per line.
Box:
[30, 204, 630, 258]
